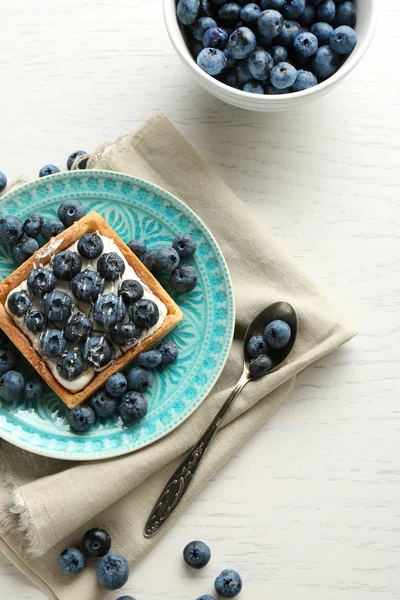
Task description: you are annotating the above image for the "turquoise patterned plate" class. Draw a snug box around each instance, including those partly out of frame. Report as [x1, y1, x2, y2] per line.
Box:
[0, 171, 234, 461]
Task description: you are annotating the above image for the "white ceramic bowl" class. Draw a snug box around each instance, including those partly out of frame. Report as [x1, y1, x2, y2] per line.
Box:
[164, 0, 378, 112]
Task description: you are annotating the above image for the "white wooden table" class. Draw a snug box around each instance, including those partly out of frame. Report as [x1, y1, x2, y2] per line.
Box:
[1, 1, 399, 598]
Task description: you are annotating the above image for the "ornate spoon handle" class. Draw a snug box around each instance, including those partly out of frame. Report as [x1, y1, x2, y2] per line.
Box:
[144, 372, 249, 537]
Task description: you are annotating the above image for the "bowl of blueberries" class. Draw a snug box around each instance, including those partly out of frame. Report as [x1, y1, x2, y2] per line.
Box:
[165, 0, 377, 111]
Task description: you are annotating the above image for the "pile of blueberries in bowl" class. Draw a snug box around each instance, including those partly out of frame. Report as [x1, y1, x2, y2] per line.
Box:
[176, 0, 357, 95]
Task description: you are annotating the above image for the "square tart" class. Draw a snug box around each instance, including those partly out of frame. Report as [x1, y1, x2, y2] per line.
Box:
[0, 211, 183, 409]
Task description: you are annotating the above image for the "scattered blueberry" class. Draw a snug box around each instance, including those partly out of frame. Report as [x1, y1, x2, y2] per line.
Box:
[196, 597, 216, 600]
[264, 319, 291, 348]
[197, 47, 227, 75]
[312, 44, 341, 79]
[12, 236, 39, 264]
[120, 391, 148, 424]
[39, 165, 60, 178]
[119, 279, 144, 305]
[39, 329, 68, 358]
[116, 597, 136, 600]
[64, 312, 91, 343]
[154, 246, 180, 273]
[57, 351, 86, 381]
[71, 269, 105, 303]
[82, 335, 114, 369]
[0, 215, 23, 244]
[58, 547, 85, 575]
[90, 389, 118, 418]
[270, 61, 297, 88]
[249, 354, 273, 377]
[41, 219, 64, 242]
[172, 234, 197, 258]
[97, 252, 126, 281]
[269, 44, 289, 63]
[248, 49, 274, 80]
[192, 16, 217, 41]
[247, 335, 268, 357]
[137, 350, 162, 369]
[227, 26, 257, 59]
[8, 291, 32, 317]
[28, 268, 57, 298]
[69, 405, 95, 433]
[240, 3, 261, 24]
[93, 293, 127, 330]
[336, 1, 356, 27]
[0, 348, 16, 376]
[215, 569, 243, 598]
[257, 10, 283, 39]
[127, 239, 147, 257]
[158, 341, 179, 364]
[105, 372, 128, 397]
[43, 290, 73, 322]
[58, 199, 86, 227]
[126, 366, 153, 392]
[293, 31, 318, 57]
[0, 370, 25, 401]
[67, 150, 87, 171]
[330, 25, 357, 54]
[23, 214, 43, 238]
[310, 21, 333, 45]
[142, 249, 159, 272]
[243, 80, 264, 93]
[83, 528, 112, 558]
[24, 379, 43, 402]
[77, 232, 104, 259]
[97, 553, 129, 590]
[183, 540, 211, 569]
[316, 0, 335, 23]
[291, 68, 318, 90]
[52, 249, 82, 280]
[26, 310, 47, 333]
[177, 0, 201, 25]
[130, 298, 159, 329]
[0, 171, 7, 194]
[170, 264, 198, 293]
[111, 321, 141, 347]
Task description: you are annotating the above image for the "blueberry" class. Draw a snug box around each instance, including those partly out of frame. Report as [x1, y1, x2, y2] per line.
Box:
[127, 239, 147, 257]
[183, 540, 211, 569]
[0, 171, 7, 194]
[260, 0, 284, 8]
[28, 268, 57, 298]
[93, 293, 127, 330]
[202, 26, 229, 50]
[97, 252, 126, 281]
[269, 44, 289, 63]
[41, 219, 64, 242]
[77, 232, 104, 259]
[198, 47, 227, 75]
[158, 341, 179, 364]
[82, 335, 114, 369]
[0, 215, 23, 244]
[218, 3, 241, 25]
[249, 354, 272, 376]
[12, 236, 39, 264]
[199, 0, 215, 17]
[52, 249, 82, 280]
[215, 569, 243, 598]
[119, 279, 144, 305]
[192, 16, 217, 40]
[111, 321, 141, 347]
[270, 61, 297, 88]
[130, 299, 159, 329]
[225, 69, 240, 88]
[240, 3, 261, 24]
[257, 10, 283, 39]
[137, 350, 162, 369]
[299, 4, 316, 25]
[39, 164, 60, 178]
[26, 310, 47, 333]
[83, 528, 112, 558]
[330, 25, 356, 54]
[277, 19, 302, 47]
[0, 348, 16, 375]
[235, 59, 253, 84]
[310, 21, 334, 45]
[23, 213, 43, 238]
[170, 265, 198, 293]
[177, 0, 201, 25]
[248, 49, 274, 80]
[336, 1, 356, 27]
[39, 329, 68, 358]
[172, 234, 197, 258]
[83, 335, 114, 369]
[291, 69, 318, 90]
[247, 335, 268, 357]
[117, 597, 136, 600]
[64, 312, 91, 343]
[227, 27, 257, 59]
[126, 366, 153, 392]
[196, 597, 215, 600]
[317, 0, 335, 23]
[90, 389, 118, 417]
[57, 351, 86, 381]
[105, 372, 127, 397]
[71, 269, 105, 303]
[69, 405, 95, 433]
[58, 547, 85, 575]
[293, 31, 318, 57]
[119, 391, 148, 424]
[154, 246, 180, 273]
[8, 291, 31, 317]
[243, 80, 264, 93]
[142, 250, 159, 272]
[58, 199, 86, 227]
[312, 44, 341, 79]
[24, 379, 43, 402]
[0, 370, 25, 401]
[281, 0, 305, 19]
[43, 290, 73, 322]
[97, 553, 129, 590]
[264, 319, 291, 348]
[67, 150, 87, 171]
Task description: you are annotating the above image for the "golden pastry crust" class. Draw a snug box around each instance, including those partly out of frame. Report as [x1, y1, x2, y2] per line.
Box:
[0, 212, 183, 409]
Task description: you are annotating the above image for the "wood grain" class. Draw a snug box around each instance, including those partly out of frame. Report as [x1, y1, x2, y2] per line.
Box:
[0, 0, 399, 598]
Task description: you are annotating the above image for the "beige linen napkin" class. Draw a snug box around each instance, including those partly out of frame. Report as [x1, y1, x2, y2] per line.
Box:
[0, 114, 356, 600]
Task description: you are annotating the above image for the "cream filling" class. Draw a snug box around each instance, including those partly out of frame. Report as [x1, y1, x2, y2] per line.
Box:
[6, 234, 167, 392]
